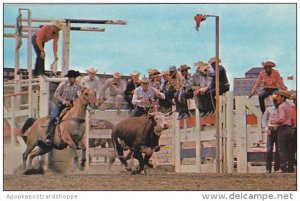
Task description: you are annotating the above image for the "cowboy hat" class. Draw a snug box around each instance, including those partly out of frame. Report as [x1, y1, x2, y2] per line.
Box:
[178, 64, 191, 71]
[161, 70, 170, 75]
[276, 90, 290, 99]
[169, 65, 177, 72]
[113, 72, 121, 79]
[208, 57, 221, 64]
[130, 71, 140, 76]
[140, 76, 149, 83]
[51, 20, 64, 30]
[262, 61, 276, 68]
[195, 61, 208, 72]
[86, 67, 98, 74]
[64, 70, 81, 78]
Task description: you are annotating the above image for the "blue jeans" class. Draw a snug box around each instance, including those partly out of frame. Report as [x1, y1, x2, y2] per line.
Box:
[277, 125, 293, 172]
[266, 131, 280, 171]
[32, 34, 45, 76]
[259, 88, 278, 113]
[47, 103, 65, 135]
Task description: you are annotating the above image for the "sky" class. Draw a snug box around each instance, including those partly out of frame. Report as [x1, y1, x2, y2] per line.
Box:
[3, 3, 297, 90]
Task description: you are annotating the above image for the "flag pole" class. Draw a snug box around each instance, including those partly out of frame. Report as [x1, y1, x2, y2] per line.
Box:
[215, 16, 220, 173]
[195, 14, 221, 173]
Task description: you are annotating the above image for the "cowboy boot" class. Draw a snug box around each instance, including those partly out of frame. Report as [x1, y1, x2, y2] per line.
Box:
[45, 122, 55, 146]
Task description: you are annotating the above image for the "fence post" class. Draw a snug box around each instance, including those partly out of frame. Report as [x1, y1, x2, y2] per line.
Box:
[195, 107, 201, 173]
[10, 96, 16, 147]
[235, 96, 248, 173]
[226, 92, 234, 173]
[85, 112, 90, 168]
[174, 113, 180, 172]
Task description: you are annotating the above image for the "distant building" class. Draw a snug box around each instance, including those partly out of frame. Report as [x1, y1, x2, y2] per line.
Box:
[234, 67, 264, 96]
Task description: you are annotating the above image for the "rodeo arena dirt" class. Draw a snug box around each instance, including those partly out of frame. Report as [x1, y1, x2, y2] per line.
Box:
[3, 6, 297, 194]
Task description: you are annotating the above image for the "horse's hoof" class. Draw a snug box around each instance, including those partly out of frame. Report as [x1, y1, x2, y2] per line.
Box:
[140, 170, 147, 175]
[125, 167, 132, 172]
[146, 162, 154, 168]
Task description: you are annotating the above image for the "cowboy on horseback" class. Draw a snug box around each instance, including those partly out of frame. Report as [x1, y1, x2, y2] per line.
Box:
[45, 70, 81, 146]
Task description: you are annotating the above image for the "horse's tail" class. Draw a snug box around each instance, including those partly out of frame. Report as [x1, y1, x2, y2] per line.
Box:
[21, 117, 37, 143]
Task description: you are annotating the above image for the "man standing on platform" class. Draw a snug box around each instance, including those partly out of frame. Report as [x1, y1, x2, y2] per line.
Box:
[32, 20, 64, 76]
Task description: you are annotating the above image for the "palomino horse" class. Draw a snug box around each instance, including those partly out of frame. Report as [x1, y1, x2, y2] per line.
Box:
[21, 88, 97, 171]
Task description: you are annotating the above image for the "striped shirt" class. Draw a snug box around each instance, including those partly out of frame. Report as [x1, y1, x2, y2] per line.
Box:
[54, 80, 82, 104]
[132, 86, 165, 108]
[179, 73, 194, 96]
[192, 72, 212, 91]
[35, 25, 59, 56]
[80, 75, 101, 99]
[252, 69, 287, 92]
[277, 101, 292, 126]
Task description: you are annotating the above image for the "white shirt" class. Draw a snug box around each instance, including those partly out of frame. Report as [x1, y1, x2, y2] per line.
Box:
[80, 75, 101, 99]
[132, 86, 165, 108]
[262, 106, 278, 132]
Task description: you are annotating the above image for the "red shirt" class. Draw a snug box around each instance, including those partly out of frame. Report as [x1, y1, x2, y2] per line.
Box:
[35, 25, 59, 56]
[292, 106, 296, 128]
[277, 101, 292, 126]
[252, 69, 287, 92]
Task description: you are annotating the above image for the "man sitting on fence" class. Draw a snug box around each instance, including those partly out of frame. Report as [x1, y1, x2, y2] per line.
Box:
[207, 57, 230, 115]
[80, 67, 103, 107]
[99, 72, 125, 113]
[131, 77, 165, 117]
[124, 71, 141, 112]
[45, 70, 81, 146]
[249, 61, 287, 113]
[193, 61, 213, 116]
[174, 65, 194, 120]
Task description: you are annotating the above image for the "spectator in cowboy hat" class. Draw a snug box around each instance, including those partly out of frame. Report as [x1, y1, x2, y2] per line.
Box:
[174, 65, 194, 120]
[193, 61, 213, 116]
[32, 20, 64, 76]
[271, 90, 292, 173]
[124, 71, 141, 111]
[207, 57, 230, 114]
[262, 94, 280, 173]
[45, 70, 81, 146]
[148, 68, 160, 88]
[131, 76, 165, 117]
[99, 72, 125, 113]
[249, 61, 287, 113]
[80, 67, 102, 106]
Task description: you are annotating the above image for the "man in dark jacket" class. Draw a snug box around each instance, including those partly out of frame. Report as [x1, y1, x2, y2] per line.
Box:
[207, 57, 230, 114]
[124, 71, 140, 111]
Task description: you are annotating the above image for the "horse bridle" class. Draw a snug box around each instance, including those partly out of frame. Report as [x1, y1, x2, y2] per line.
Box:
[81, 87, 96, 109]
